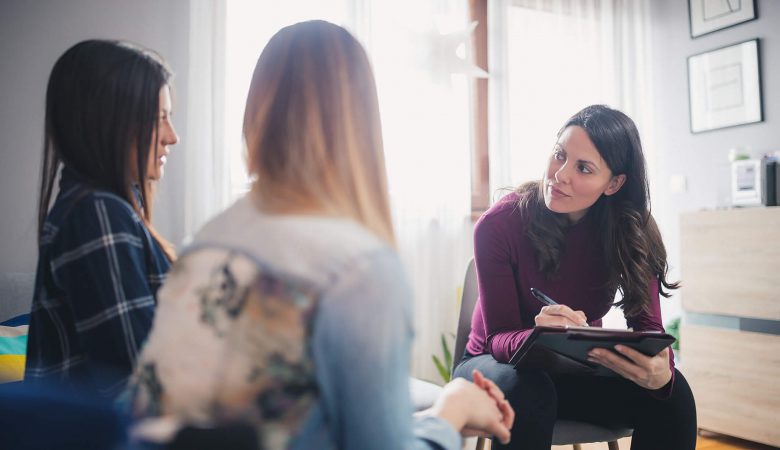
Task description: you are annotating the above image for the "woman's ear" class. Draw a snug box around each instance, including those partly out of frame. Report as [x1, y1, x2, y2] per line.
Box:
[604, 174, 626, 196]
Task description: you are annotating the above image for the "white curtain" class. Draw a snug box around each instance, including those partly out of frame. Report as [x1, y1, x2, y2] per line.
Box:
[488, 0, 655, 328]
[346, 1, 476, 383]
[489, 0, 655, 193]
[185, 0, 655, 377]
[183, 0, 229, 241]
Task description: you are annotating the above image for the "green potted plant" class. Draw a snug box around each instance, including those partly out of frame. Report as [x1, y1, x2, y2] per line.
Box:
[665, 317, 681, 364]
[431, 333, 455, 384]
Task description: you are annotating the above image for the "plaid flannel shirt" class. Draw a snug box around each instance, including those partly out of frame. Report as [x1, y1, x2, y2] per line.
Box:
[25, 168, 170, 397]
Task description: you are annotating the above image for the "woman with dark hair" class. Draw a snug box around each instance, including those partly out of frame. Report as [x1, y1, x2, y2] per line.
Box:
[25, 39, 179, 398]
[454, 105, 697, 449]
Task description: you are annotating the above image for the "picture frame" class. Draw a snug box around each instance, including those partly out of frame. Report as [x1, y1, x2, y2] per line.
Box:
[687, 39, 762, 134]
[688, 0, 757, 38]
[731, 159, 761, 206]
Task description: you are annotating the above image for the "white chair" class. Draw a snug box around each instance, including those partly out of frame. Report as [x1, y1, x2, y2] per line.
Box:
[409, 376, 443, 411]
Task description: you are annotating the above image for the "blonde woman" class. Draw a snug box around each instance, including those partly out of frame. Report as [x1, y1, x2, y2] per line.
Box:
[125, 21, 513, 450]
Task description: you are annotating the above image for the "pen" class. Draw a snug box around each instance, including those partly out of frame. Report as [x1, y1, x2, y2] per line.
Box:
[530, 288, 558, 306]
[530, 288, 589, 326]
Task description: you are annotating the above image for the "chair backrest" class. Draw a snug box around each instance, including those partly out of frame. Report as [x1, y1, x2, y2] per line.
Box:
[451, 258, 478, 375]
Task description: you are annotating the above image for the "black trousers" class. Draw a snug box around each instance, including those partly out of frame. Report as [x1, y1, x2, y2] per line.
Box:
[454, 353, 697, 450]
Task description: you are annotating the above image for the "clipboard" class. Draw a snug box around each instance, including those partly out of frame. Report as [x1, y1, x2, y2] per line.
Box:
[508, 326, 675, 376]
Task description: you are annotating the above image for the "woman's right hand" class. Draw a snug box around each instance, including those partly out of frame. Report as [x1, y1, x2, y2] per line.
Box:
[534, 304, 588, 327]
[427, 376, 513, 444]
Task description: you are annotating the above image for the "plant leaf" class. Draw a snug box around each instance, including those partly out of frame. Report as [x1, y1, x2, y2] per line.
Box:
[441, 334, 453, 372]
[432, 355, 450, 383]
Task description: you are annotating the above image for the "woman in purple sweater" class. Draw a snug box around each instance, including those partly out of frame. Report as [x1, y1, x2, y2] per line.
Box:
[454, 105, 696, 449]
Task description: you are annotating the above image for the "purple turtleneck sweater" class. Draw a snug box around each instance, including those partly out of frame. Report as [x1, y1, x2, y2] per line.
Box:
[466, 192, 674, 395]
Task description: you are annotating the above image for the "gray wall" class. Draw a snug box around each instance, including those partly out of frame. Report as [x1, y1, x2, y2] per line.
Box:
[0, 0, 191, 279]
[649, 0, 780, 318]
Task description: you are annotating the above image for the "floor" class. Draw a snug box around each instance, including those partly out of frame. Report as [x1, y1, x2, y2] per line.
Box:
[549, 431, 778, 450]
[474, 430, 779, 450]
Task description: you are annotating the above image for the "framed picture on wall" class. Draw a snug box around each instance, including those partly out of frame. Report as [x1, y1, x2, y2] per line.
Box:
[689, 0, 757, 38]
[688, 39, 762, 133]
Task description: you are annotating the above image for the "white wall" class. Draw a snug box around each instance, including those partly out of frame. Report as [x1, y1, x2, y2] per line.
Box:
[648, 0, 780, 320]
[0, 0, 191, 279]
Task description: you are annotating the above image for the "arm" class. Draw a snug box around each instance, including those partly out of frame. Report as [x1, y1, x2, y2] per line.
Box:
[473, 215, 533, 362]
[312, 250, 462, 450]
[52, 195, 162, 396]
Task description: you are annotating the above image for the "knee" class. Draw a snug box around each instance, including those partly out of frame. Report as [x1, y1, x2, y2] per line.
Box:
[642, 369, 697, 430]
[453, 358, 557, 421]
[490, 369, 557, 425]
[668, 370, 697, 423]
[452, 359, 475, 381]
[468, 367, 558, 425]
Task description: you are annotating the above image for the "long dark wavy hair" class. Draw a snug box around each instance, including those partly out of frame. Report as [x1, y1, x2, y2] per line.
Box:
[517, 105, 678, 316]
[38, 39, 175, 260]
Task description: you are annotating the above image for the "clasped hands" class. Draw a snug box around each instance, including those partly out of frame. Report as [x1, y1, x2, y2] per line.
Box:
[425, 369, 515, 444]
[535, 304, 672, 390]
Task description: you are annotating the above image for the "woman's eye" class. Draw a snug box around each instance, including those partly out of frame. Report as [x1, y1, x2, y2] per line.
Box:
[578, 164, 592, 174]
[553, 150, 565, 160]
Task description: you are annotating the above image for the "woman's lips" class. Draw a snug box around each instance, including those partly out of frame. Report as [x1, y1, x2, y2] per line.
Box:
[548, 184, 570, 199]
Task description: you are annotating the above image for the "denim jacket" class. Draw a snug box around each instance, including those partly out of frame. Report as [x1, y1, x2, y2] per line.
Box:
[125, 195, 460, 450]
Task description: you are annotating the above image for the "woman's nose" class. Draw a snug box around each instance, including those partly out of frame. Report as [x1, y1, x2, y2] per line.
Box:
[164, 123, 179, 146]
[554, 163, 570, 183]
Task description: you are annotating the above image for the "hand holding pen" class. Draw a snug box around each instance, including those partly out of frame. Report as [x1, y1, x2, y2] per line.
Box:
[530, 288, 589, 328]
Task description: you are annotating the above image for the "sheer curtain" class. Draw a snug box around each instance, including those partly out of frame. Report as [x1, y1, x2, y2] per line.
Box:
[488, 0, 655, 328]
[186, 0, 476, 382]
[489, 0, 655, 194]
[347, 1, 475, 383]
[182, 0, 229, 241]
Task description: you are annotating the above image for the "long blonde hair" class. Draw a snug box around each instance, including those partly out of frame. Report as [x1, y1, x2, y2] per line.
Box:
[243, 20, 395, 246]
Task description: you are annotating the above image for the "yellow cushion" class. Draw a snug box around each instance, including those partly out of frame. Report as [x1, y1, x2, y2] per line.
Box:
[0, 354, 25, 382]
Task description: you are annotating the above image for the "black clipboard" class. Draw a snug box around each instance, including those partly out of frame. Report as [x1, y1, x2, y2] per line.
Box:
[508, 326, 675, 376]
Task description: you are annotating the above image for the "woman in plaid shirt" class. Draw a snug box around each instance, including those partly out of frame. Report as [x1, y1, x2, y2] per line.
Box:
[25, 40, 179, 398]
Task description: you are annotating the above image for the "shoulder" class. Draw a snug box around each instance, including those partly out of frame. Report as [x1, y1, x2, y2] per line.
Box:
[475, 190, 529, 237]
[51, 188, 141, 228]
[52, 187, 140, 225]
[186, 195, 389, 288]
[44, 188, 145, 252]
[313, 246, 413, 355]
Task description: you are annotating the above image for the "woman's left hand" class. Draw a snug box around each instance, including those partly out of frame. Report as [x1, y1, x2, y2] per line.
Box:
[587, 345, 672, 390]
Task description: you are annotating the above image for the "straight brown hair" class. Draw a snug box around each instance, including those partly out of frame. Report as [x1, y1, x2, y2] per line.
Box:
[39, 39, 175, 260]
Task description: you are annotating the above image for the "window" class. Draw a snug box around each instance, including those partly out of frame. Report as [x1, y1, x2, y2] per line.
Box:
[505, 3, 617, 186]
[224, 0, 350, 200]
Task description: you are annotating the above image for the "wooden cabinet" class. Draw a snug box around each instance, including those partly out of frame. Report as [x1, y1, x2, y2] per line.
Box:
[680, 207, 780, 447]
